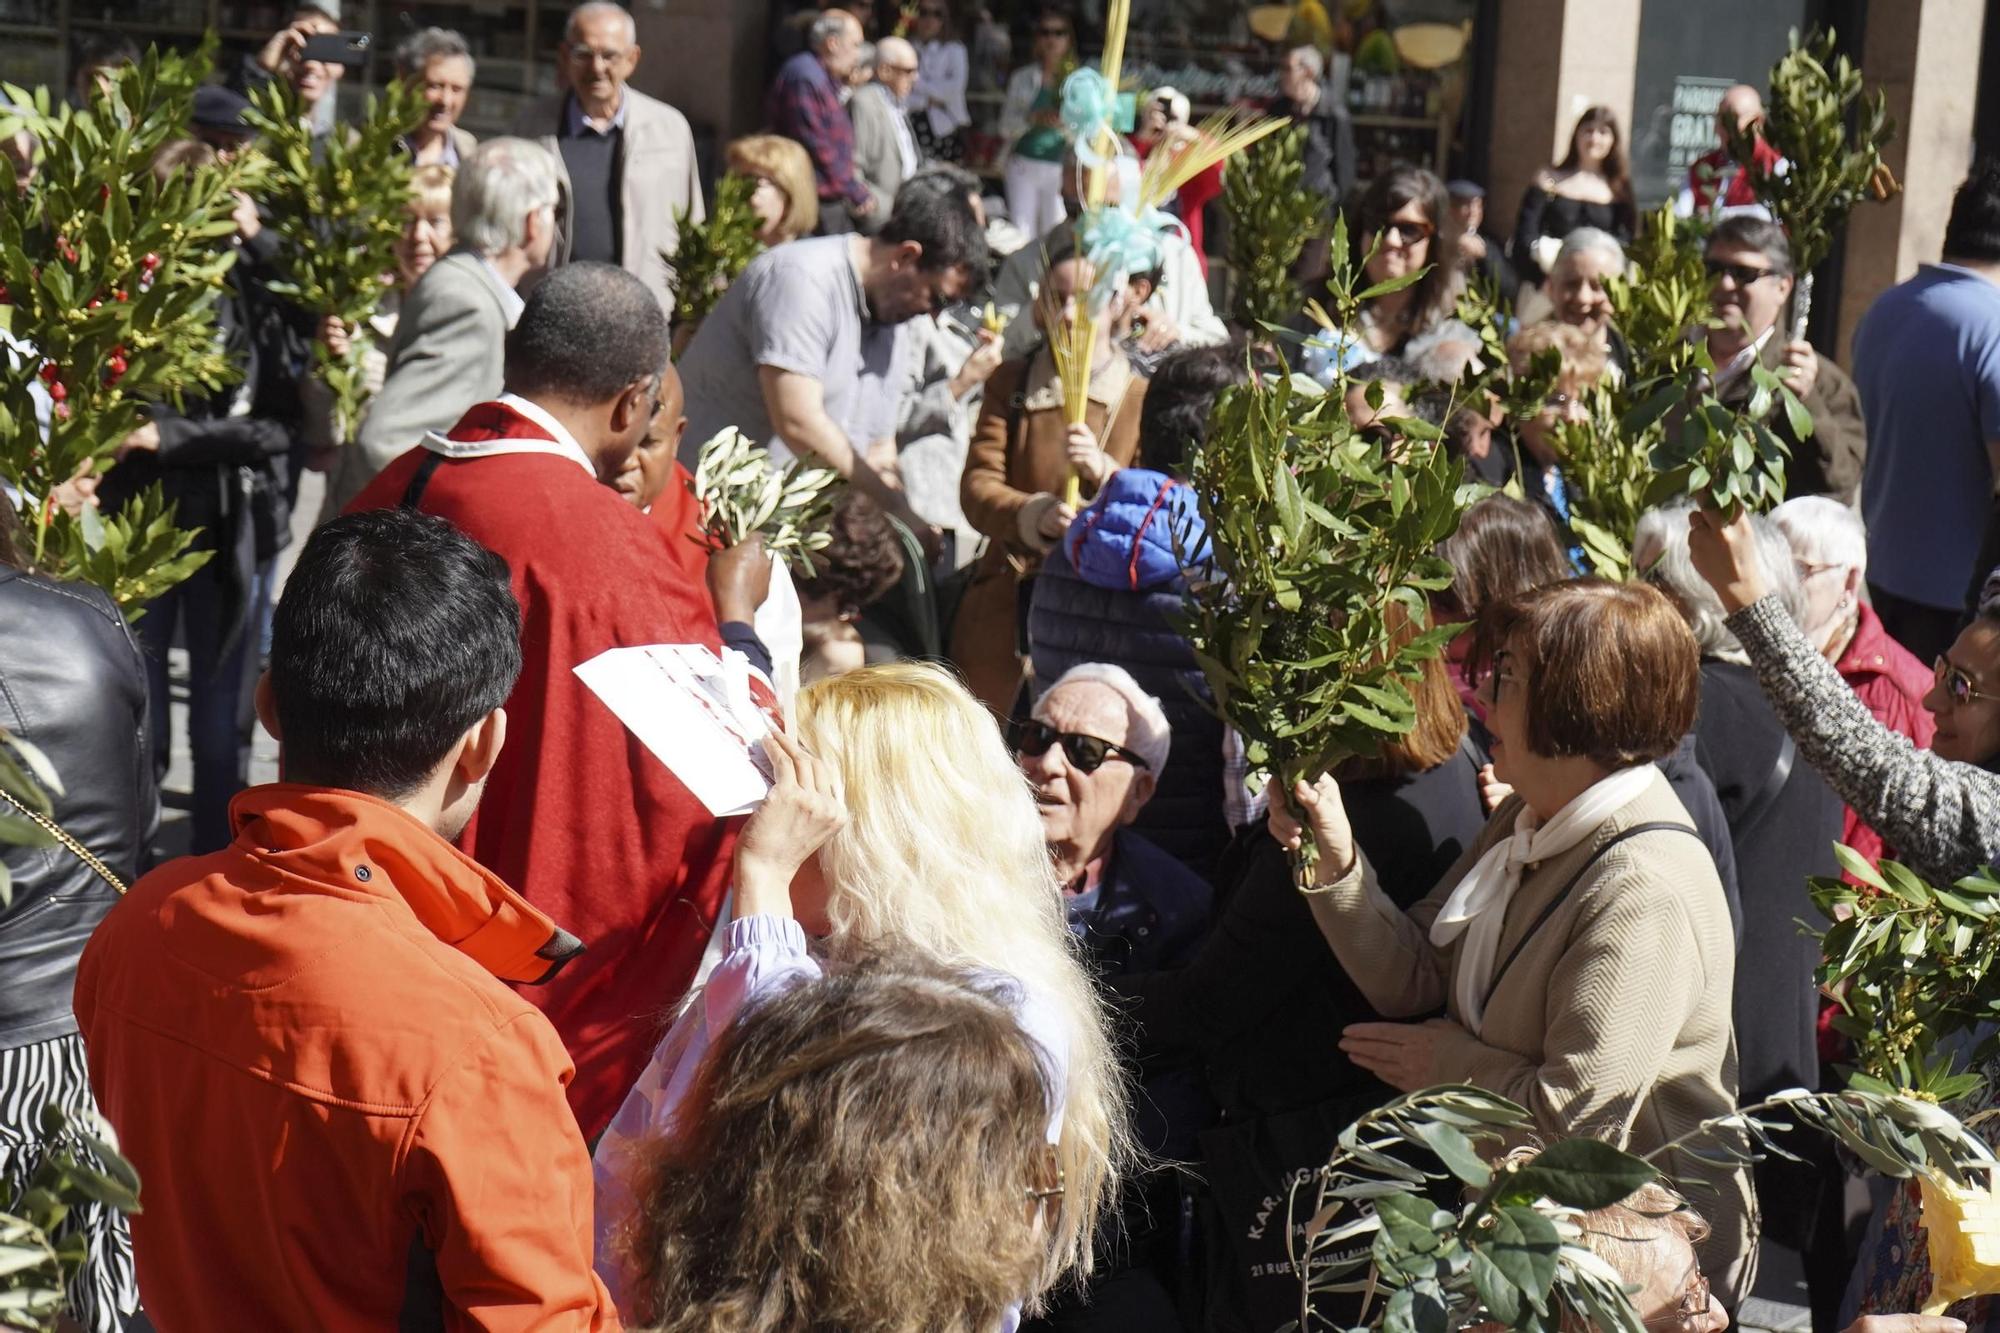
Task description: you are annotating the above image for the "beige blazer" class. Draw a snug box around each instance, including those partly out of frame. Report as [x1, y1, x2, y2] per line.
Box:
[512, 86, 704, 320]
[1303, 768, 1757, 1305]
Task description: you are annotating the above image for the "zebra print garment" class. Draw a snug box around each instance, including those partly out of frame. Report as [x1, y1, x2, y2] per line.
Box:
[0, 1033, 138, 1332]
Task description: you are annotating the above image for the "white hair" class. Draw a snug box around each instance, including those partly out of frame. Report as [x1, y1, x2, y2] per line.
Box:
[1035, 663, 1172, 773]
[811, 9, 859, 50]
[567, 1, 636, 45]
[1771, 496, 1867, 577]
[451, 137, 560, 258]
[1637, 502, 1807, 665]
[1555, 225, 1627, 274]
[874, 35, 916, 70]
[1286, 45, 1324, 78]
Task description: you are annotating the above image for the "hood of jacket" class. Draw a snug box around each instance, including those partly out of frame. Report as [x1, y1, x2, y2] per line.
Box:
[1063, 467, 1211, 594]
[229, 784, 583, 985]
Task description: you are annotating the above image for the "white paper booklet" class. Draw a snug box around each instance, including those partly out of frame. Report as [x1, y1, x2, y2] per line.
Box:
[574, 644, 775, 817]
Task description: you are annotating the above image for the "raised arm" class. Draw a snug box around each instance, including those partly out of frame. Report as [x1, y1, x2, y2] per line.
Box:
[1692, 506, 2000, 884]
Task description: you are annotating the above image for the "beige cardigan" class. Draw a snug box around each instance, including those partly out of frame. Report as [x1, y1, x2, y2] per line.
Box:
[1303, 768, 1757, 1305]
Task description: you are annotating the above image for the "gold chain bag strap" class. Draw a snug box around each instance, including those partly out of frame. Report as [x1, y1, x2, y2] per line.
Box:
[0, 787, 127, 896]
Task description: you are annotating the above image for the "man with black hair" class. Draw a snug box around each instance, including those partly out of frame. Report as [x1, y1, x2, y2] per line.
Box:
[677, 180, 990, 560]
[77, 510, 617, 1330]
[1702, 215, 1865, 503]
[349, 261, 743, 1140]
[1855, 157, 2000, 661]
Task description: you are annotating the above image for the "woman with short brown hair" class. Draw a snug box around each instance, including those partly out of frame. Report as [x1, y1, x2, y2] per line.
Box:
[1271, 577, 1755, 1309]
[725, 133, 819, 246]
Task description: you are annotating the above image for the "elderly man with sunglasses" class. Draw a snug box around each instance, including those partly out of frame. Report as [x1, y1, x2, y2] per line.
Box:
[1703, 214, 1866, 504]
[1013, 664, 1212, 966]
[1010, 661, 1214, 1325]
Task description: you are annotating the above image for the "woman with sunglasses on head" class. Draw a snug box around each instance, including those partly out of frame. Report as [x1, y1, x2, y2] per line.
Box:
[910, 0, 970, 163]
[1511, 105, 1636, 289]
[594, 662, 1131, 1325]
[999, 4, 1077, 237]
[614, 964, 1064, 1332]
[1270, 577, 1755, 1309]
[1306, 165, 1480, 383]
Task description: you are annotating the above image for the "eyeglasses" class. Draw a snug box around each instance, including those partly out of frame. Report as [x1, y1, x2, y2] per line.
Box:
[881, 61, 919, 74]
[566, 43, 629, 63]
[1007, 719, 1151, 773]
[1382, 219, 1435, 246]
[1702, 259, 1777, 287]
[1936, 656, 2000, 707]
[1643, 1268, 1712, 1330]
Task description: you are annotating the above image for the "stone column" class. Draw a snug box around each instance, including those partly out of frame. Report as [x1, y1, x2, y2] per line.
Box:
[1834, 0, 1983, 362]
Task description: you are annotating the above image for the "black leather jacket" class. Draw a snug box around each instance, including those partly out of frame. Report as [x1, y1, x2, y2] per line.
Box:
[0, 568, 156, 1047]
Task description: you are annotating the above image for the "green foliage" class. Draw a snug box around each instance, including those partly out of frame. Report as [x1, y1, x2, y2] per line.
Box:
[55, 486, 212, 621]
[1615, 207, 1802, 524]
[0, 1105, 143, 1331]
[1180, 247, 1464, 880]
[245, 74, 423, 439]
[0, 731, 61, 909]
[1224, 125, 1325, 331]
[1811, 849, 2000, 1102]
[1724, 27, 1897, 279]
[0, 44, 238, 604]
[1286, 1083, 1994, 1332]
[689, 426, 839, 576]
[1287, 1086, 1656, 1333]
[668, 173, 766, 340]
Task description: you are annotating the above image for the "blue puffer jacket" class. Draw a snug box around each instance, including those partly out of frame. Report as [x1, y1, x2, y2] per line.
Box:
[1028, 468, 1230, 877]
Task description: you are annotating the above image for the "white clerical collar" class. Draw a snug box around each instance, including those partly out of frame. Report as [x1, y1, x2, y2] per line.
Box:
[1714, 323, 1776, 391]
[421, 393, 597, 476]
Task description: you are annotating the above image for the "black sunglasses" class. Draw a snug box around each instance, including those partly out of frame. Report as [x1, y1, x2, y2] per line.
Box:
[1702, 259, 1777, 287]
[1007, 719, 1150, 773]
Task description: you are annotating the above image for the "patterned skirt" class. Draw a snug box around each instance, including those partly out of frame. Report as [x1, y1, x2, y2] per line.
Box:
[0, 1033, 138, 1332]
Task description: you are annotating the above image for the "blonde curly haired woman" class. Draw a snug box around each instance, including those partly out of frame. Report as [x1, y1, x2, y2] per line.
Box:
[593, 662, 1131, 1323]
[619, 964, 1062, 1332]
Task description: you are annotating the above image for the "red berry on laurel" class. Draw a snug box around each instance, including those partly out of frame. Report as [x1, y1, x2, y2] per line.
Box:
[47, 381, 67, 403]
[52, 402, 70, 421]
[113, 289, 128, 302]
[37, 362, 57, 384]
[141, 253, 161, 271]
[87, 299, 102, 309]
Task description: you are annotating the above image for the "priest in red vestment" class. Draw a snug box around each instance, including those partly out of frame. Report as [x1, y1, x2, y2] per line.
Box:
[349, 263, 735, 1137]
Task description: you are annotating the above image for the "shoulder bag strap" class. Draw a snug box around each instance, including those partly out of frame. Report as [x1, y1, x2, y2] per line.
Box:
[1481, 820, 1701, 1011]
[400, 452, 446, 511]
[1729, 731, 1797, 841]
[0, 786, 126, 895]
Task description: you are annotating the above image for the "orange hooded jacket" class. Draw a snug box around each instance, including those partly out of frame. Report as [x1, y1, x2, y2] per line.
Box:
[75, 785, 622, 1331]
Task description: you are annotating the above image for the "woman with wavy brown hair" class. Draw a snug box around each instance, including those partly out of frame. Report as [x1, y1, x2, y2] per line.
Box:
[619, 964, 1060, 1332]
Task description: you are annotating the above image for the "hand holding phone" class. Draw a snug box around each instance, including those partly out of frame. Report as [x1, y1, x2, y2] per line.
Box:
[300, 31, 372, 66]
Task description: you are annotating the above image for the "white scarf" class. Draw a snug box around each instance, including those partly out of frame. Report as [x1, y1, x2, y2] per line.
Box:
[1428, 764, 1659, 1035]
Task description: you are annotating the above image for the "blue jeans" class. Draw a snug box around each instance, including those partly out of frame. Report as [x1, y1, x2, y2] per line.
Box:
[137, 559, 255, 855]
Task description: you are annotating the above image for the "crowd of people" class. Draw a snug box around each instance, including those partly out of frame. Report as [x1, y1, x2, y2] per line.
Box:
[9, 2, 2000, 1332]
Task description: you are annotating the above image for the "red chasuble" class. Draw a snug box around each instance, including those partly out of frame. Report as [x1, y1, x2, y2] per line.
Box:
[349, 399, 735, 1138]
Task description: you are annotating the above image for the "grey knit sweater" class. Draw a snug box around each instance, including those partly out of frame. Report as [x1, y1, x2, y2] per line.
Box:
[1727, 596, 2000, 885]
